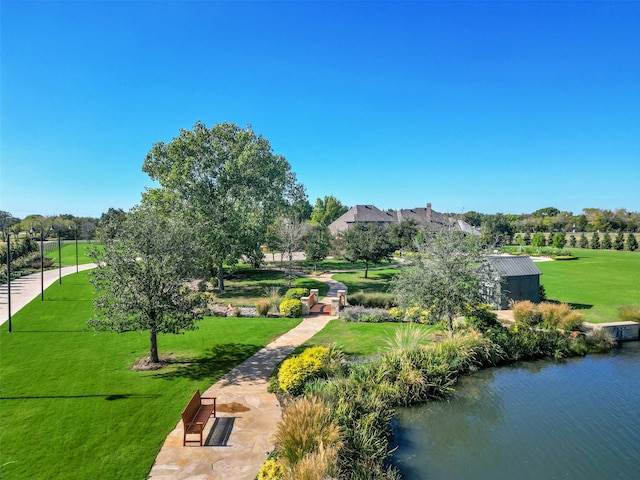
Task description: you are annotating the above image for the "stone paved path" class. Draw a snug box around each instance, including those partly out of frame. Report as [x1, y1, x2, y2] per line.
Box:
[149, 273, 345, 479]
[148, 315, 334, 480]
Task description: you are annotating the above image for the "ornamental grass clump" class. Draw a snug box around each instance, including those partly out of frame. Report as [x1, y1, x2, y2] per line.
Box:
[585, 328, 617, 353]
[256, 299, 271, 316]
[340, 306, 392, 323]
[618, 304, 640, 323]
[269, 396, 341, 478]
[512, 300, 542, 326]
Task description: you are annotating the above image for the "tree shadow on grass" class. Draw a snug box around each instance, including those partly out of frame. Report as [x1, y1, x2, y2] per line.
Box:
[155, 343, 263, 382]
[156, 343, 297, 386]
[546, 298, 593, 310]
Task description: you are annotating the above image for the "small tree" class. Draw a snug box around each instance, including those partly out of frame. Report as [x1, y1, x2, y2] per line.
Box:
[613, 231, 625, 250]
[601, 232, 612, 250]
[590, 231, 601, 249]
[569, 234, 577, 248]
[275, 217, 305, 287]
[390, 230, 492, 332]
[389, 219, 419, 254]
[551, 232, 566, 249]
[523, 232, 531, 246]
[303, 225, 331, 271]
[531, 232, 546, 248]
[310, 195, 348, 227]
[337, 223, 393, 278]
[579, 233, 589, 249]
[88, 204, 202, 364]
[627, 233, 639, 252]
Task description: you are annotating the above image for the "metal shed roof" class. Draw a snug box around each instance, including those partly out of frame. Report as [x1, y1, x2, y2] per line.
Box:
[486, 255, 543, 277]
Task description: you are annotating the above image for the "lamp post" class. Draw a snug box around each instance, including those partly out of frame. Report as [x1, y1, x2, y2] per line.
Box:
[4, 230, 11, 332]
[51, 225, 62, 285]
[70, 224, 78, 273]
[31, 227, 44, 301]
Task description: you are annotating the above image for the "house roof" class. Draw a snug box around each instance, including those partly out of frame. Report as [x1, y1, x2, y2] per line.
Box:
[328, 203, 479, 235]
[486, 255, 542, 277]
[328, 205, 397, 234]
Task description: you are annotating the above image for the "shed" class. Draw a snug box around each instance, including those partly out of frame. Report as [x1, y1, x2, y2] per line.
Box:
[485, 255, 543, 310]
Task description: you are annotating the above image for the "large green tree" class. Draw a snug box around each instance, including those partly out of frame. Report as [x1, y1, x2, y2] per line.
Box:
[337, 223, 394, 278]
[142, 121, 304, 290]
[390, 230, 492, 332]
[88, 203, 203, 363]
[310, 195, 348, 227]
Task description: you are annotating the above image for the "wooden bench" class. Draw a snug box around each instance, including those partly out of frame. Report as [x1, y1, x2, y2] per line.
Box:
[181, 389, 217, 446]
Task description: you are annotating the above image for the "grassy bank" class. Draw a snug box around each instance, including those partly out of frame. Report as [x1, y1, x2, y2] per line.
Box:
[43, 241, 103, 266]
[0, 271, 300, 480]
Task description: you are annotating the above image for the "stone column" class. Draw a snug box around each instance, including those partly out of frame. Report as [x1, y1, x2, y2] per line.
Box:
[337, 289, 346, 306]
[301, 297, 310, 316]
[331, 297, 340, 316]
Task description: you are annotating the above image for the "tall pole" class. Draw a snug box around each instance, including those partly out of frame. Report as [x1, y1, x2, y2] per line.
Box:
[57, 228, 62, 285]
[5, 231, 11, 332]
[40, 231, 44, 301]
[75, 225, 79, 274]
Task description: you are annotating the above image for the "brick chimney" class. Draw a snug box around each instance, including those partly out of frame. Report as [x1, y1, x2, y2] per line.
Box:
[426, 203, 432, 221]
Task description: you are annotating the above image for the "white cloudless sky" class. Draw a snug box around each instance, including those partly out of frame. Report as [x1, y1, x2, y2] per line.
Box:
[1, 0, 639, 218]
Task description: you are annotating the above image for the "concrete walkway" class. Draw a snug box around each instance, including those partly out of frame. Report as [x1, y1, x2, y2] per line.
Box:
[0, 264, 96, 325]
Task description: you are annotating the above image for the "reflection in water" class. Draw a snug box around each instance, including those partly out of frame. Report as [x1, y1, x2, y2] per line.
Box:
[392, 343, 640, 480]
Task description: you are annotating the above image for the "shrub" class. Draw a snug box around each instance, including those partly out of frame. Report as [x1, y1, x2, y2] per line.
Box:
[464, 304, 501, 332]
[284, 287, 310, 300]
[279, 299, 302, 318]
[618, 305, 640, 323]
[257, 459, 284, 480]
[585, 328, 617, 353]
[560, 311, 583, 331]
[278, 347, 329, 395]
[388, 307, 404, 322]
[579, 233, 589, 248]
[627, 233, 638, 251]
[256, 299, 271, 316]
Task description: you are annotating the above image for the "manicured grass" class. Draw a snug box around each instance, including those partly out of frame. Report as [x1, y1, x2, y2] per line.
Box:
[0, 271, 300, 480]
[44, 241, 103, 266]
[332, 268, 400, 294]
[265, 257, 396, 273]
[299, 319, 439, 358]
[214, 268, 329, 305]
[536, 249, 640, 323]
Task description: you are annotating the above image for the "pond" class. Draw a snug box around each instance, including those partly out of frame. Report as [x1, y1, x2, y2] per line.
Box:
[391, 342, 640, 480]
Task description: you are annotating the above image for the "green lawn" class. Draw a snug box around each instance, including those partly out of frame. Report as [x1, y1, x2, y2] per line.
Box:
[299, 319, 439, 358]
[265, 257, 397, 274]
[44, 241, 103, 266]
[536, 249, 640, 323]
[332, 268, 400, 294]
[213, 267, 329, 305]
[0, 271, 300, 480]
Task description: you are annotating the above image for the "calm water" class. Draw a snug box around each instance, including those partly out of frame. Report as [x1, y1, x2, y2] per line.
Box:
[391, 342, 640, 480]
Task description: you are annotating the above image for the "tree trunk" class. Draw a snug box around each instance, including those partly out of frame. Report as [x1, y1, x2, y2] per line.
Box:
[217, 263, 225, 291]
[150, 327, 159, 363]
[448, 314, 454, 335]
[364, 261, 369, 279]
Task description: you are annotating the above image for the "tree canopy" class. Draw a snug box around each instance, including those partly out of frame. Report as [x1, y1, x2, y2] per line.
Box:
[310, 195, 348, 227]
[337, 223, 394, 278]
[142, 121, 305, 289]
[88, 203, 203, 363]
[390, 230, 492, 331]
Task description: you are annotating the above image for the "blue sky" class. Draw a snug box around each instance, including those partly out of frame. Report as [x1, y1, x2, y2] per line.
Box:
[2, 0, 639, 218]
